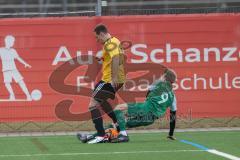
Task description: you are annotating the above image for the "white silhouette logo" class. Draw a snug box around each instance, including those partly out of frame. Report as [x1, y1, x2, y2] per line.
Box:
[0, 35, 42, 101]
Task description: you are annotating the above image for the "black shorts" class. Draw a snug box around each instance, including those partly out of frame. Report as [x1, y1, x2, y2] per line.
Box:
[92, 81, 116, 103]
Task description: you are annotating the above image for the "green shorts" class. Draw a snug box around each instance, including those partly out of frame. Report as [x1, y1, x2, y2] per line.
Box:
[126, 102, 158, 128]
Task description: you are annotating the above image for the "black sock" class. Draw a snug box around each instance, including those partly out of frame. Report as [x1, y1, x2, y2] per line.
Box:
[101, 101, 118, 123]
[169, 111, 176, 136]
[90, 107, 105, 136]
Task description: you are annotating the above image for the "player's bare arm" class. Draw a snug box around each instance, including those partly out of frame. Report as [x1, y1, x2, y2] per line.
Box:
[111, 55, 120, 88]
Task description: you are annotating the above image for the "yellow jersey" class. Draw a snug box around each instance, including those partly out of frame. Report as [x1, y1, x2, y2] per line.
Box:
[101, 37, 125, 83]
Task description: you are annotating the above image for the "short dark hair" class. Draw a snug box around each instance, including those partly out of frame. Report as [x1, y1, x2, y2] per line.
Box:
[94, 24, 108, 35]
[164, 69, 177, 83]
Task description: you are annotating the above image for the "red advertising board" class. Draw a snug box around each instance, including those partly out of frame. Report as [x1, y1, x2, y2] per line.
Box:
[0, 14, 239, 122]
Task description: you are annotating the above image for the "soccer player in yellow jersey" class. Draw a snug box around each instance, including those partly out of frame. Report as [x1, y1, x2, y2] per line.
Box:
[87, 24, 125, 144]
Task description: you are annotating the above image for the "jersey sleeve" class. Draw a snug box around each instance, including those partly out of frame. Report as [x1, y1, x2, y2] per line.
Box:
[105, 38, 121, 58]
[109, 45, 120, 58]
[169, 94, 177, 111]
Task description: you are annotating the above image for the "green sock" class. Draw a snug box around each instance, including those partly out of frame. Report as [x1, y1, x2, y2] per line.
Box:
[114, 110, 126, 131]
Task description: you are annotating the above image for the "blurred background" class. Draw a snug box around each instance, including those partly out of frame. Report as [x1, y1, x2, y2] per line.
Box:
[0, 0, 240, 18]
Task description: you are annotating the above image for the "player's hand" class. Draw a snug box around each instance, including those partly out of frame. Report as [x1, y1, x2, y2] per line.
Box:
[167, 135, 176, 140]
[25, 64, 32, 68]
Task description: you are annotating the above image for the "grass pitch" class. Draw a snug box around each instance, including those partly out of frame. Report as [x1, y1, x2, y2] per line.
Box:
[0, 130, 239, 160]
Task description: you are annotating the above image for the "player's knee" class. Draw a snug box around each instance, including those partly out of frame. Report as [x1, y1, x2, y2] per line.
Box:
[89, 104, 98, 111]
[88, 106, 94, 112]
[114, 103, 128, 111]
[89, 99, 99, 108]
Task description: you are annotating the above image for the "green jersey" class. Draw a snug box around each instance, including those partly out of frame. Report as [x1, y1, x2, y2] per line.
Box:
[146, 80, 175, 117]
[114, 80, 176, 131]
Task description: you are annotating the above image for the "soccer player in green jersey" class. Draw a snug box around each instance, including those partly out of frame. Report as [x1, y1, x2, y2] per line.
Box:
[78, 68, 177, 143]
[112, 68, 177, 142]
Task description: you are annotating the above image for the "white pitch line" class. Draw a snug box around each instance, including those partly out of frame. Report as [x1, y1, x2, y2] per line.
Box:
[208, 149, 240, 160]
[0, 150, 203, 157]
[181, 140, 240, 160]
